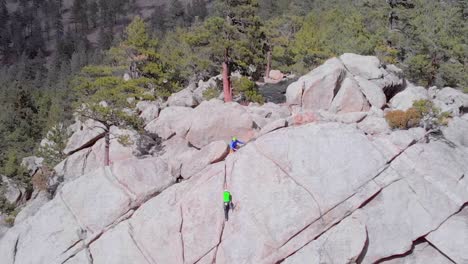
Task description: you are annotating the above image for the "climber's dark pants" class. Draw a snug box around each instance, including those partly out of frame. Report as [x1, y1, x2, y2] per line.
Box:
[224, 202, 230, 221]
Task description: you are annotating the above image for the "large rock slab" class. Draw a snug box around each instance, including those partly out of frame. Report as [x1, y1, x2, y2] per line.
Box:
[426, 207, 468, 264]
[390, 84, 429, 110]
[340, 53, 383, 80]
[138, 102, 159, 125]
[354, 141, 468, 263]
[442, 116, 468, 148]
[329, 77, 370, 113]
[145, 106, 193, 140]
[434, 87, 468, 116]
[110, 157, 175, 205]
[89, 222, 151, 264]
[64, 119, 106, 155]
[185, 100, 255, 148]
[283, 217, 367, 264]
[301, 58, 346, 110]
[217, 123, 390, 263]
[1, 175, 24, 204]
[14, 198, 83, 264]
[381, 242, 453, 264]
[167, 88, 198, 107]
[60, 167, 132, 234]
[129, 163, 225, 264]
[358, 116, 391, 135]
[14, 191, 50, 225]
[181, 140, 229, 179]
[355, 76, 387, 109]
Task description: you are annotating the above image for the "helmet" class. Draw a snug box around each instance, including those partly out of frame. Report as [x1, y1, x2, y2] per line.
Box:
[232, 136, 237, 141]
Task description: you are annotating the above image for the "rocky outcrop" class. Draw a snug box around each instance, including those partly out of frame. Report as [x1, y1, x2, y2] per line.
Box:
[185, 100, 256, 148]
[63, 119, 106, 155]
[3, 53, 467, 264]
[389, 84, 429, 110]
[167, 88, 198, 108]
[426, 206, 468, 264]
[0, 176, 25, 204]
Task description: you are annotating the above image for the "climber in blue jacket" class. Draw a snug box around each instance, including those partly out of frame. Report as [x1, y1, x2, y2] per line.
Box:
[229, 136, 244, 152]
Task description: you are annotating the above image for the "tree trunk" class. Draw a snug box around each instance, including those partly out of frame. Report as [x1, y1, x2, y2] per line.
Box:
[265, 49, 272, 79]
[104, 129, 110, 166]
[222, 48, 233, 102]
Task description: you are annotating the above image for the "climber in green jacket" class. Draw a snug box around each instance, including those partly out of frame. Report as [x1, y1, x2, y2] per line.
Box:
[223, 189, 232, 221]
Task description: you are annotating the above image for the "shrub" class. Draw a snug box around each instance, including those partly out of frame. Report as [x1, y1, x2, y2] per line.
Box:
[386, 99, 451, 130]
[202, 87, 219, 100]
[385, 110, 420, 129]
[232, 77, 265, 104]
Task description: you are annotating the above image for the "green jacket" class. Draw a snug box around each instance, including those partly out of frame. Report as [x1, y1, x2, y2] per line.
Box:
[223, 191, 231, 203]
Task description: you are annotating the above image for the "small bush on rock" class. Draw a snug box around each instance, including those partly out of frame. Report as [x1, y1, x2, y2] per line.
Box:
[386, 99, 451, 130]
[232, 77, 265, 104]
[202, 87, 219, 100]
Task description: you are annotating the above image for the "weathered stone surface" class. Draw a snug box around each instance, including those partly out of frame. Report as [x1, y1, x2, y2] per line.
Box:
[340, 53, 383, 79]
[269, 70, 284, 80]
[64, 119, 106, 155]
[89, 222, 150, 264]
[258, 118, 287, 136]
[63, 250, 92, 264]
[181, 140, 229, 179]
[355, 76, 387, 109]
[167, 88, 198, 107]
[60, 167, 132, 234]
[145, 106, 193, 140]
[186, 100, 255, 148]
[330, 77, 370, 113]
[319, 110, 368, 124]
[110, 157, 174, 204]
[283, 217, 367, 264]
[434, 87, 468, 116]
[426, 207, 468, 264]
[354, 141, 468, 263]
[14, 191, 50, 225]
[193, 77, 219, 103]
[301, 58, 346, 110]
[21, 156, 44, 175]
[139, 103, 159, 125]
[443, 116, 468, 148]
[1, 175, 24, 204]
[14, 198, 83, 264]
[358, 116, 391, 135]
[381, 242, 453, 264]
[390, 84, 429, 110]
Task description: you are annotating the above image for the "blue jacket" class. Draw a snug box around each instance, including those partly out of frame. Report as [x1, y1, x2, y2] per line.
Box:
[230, 139, 244, 150]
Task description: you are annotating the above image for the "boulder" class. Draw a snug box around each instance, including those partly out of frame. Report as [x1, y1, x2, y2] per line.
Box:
[110, 157, 175, 205]
[283, 217, 367, 264]
[358, 116, 391, 135]
[14, 191, 50, 225]
[185, 100, 255, 148]
[329, 77, 370, 113]
[301, 58, 346, 110]
[258, 118, 287, 136]
[286, 58, 345, 107]
[355, 76, 387, 109]
[139, 103, 159, 125]
[269, 70, 284, 80]
[319, 110, 368, 124]
[193, 77, 219, 103]
[0, 175, 24, 204]
[167, 88, 198, 107]
[381, 242, 453, 264]
[21, 156, 44, 176]
[442, 116, 468, 148]
[434, 87, 468, 116]
[426, 207, 468, 264]
[390, 84, 429, 110]
[63, 119, 106, 155]
[181, 141, 229, 179]
[340, 53, 383, 79]
[145, 106, 193, 140]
